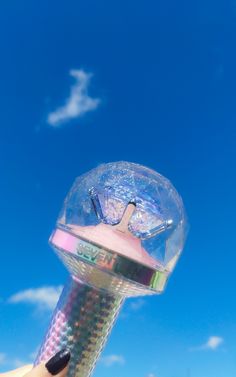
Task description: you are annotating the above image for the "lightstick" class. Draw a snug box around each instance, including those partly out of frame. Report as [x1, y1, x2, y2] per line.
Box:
[35, 161, 187, 377]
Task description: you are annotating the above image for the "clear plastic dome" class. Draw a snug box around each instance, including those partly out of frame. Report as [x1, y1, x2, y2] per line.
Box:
[57, 161, 187, 273]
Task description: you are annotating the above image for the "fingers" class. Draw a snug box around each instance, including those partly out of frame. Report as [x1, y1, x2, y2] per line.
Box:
[24, 350, 70, 377]
[0, 349, 70, 377]
[1, 364, 33, 377]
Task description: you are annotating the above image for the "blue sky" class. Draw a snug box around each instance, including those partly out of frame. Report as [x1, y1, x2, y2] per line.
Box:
[0, 0, 236, 376]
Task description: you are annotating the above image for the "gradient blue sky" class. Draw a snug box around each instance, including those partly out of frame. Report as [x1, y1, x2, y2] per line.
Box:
[0, 1, 236, 376]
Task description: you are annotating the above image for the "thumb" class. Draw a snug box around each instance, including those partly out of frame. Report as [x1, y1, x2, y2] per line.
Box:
[24, 350, 70, 377]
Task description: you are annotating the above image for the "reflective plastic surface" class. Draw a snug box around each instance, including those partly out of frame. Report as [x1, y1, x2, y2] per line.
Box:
[58, 161, 187, 274]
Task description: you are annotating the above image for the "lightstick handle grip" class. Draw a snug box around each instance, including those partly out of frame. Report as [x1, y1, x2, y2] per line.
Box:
[35, 277, 124, 377]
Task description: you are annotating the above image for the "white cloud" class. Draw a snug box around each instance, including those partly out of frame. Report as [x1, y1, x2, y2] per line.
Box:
[129, 298, 145, 311]
[13, 359, 30, 368]
[190, 336, 224, 351]
[147, 374, 156, 377]
[47, 69, 100, 126]
[204, 336, 224, 350]
[29, 347, 39, 361]
[100, 354, 125, 367]
[8, 286, 63, 310]
[0, 353, 6, 365]
[120, 298, 146, 319]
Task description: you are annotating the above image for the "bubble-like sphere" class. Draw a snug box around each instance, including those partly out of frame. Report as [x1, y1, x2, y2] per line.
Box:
[58, 161, 187, 274]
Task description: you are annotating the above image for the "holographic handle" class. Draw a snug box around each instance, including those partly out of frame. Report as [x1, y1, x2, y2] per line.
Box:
[34, 162, 187, 377]
[35, 278, 124, 377]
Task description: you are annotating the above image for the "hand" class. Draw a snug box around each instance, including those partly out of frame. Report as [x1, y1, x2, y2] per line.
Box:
[0, 349, 71, 377]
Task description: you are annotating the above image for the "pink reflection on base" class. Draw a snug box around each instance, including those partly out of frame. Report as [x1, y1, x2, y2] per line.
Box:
[53, 223, 159, 269]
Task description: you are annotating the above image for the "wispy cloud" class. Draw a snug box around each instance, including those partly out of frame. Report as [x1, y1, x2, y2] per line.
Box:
[120, 298, 146, 319]
[8, 286, 63, 311]
[100, 354, 125, 367]
[190, 336, 224, 351]
[13, 359, 31, 368]
[47, 69, 100, 126]
[129, 298, 145, 311]
[29, 347, 39, 361]
[0, 353, 6, 365]
[147, 374, 156, 377]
